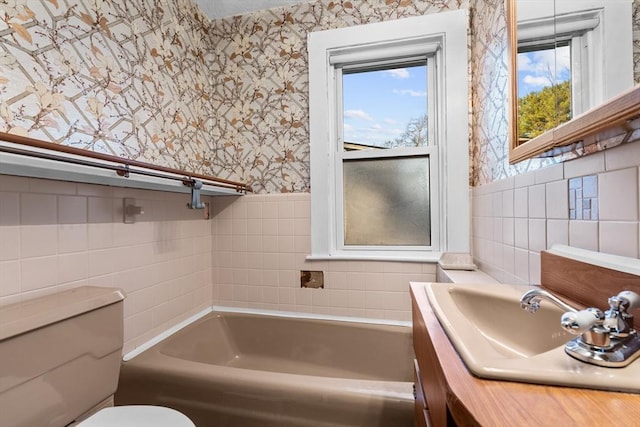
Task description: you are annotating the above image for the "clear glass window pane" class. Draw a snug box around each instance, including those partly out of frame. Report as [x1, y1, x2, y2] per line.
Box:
[342, 64, 428, 151]
[343, 156, 430, 246]
[517, 44, 571, 141]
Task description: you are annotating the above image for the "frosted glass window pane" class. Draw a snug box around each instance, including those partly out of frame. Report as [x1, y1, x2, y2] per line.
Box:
[343, 156, 430, 246]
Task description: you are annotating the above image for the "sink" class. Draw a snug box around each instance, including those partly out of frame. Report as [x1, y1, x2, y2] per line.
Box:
[443, 285, 570, 357]
[425, 282, 640, 394]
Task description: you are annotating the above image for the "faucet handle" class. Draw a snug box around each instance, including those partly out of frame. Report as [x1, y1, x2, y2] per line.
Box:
[616, 291, 639, 312]
[605, 291, 639, 335]
[561, 308, 604, 335]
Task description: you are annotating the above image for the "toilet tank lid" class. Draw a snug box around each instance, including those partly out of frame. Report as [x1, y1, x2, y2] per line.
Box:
[0, 286, 125, 341]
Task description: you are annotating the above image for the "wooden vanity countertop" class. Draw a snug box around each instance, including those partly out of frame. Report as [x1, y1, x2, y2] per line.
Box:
[410, 282, 640, 427]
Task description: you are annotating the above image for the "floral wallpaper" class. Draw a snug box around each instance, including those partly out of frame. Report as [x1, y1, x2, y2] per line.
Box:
[1, 0, 478, 192]
[208, 0, 639, 188]
[208, 0, 469, 193]
[0, 0, 214, 175]
[469, 0, 509, 185]
[634, 0, 640, 84]
[1, 0, 635, 191]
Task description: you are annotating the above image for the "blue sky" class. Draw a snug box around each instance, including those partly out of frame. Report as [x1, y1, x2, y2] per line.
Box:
[341, 49, 571, 146]
[517, 45, 570, 98]
[342, 64, 427, 147]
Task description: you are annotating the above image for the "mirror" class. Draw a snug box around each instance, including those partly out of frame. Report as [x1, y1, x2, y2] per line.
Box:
[507, 0, 640, 163]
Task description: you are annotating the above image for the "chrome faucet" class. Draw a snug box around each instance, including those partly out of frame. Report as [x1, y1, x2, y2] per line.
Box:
[519, 288, 578, 314]
[559, 290, 640, 367]
[521, 288, 640, 368]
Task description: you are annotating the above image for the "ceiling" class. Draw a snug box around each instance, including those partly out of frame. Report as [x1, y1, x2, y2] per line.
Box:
[193, 0, 311, 19]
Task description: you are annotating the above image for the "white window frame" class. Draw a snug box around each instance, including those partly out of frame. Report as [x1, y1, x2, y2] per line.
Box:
[307, 11, 469, 262]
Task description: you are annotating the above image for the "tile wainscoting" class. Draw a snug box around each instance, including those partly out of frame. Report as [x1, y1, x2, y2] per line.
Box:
[210, 193, 437, 322]
[472, 141, 640, 285]
[0, 175, 214, 354]
[0, 176, 437, 355]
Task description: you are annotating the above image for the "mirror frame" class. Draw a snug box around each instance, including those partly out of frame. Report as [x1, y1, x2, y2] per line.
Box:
[507, 0, 640, 164]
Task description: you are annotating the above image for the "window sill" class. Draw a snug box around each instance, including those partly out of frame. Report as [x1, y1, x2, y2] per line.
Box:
[306, 252, 441, 263]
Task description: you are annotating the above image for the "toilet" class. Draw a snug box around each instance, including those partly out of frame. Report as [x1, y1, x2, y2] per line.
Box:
[76, 405, 194, 426]
[0, 286, 194, 427]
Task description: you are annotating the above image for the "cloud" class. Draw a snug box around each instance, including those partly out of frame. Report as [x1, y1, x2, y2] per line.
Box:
[518, 50, 554, 73]
[383, 118, 398, 124]
[344, 118, 413, 146]
[383, 68, 410, 79]
[393, 89, 427, 97]
[344, 109, 373, 121]
[522, 75, 552, 87]
[344, 125, 399, 146]
[518, 46, 570, 78]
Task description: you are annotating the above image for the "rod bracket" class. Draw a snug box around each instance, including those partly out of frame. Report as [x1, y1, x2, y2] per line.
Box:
[185, 179, 206, 209]
[117, 165, 130, 178]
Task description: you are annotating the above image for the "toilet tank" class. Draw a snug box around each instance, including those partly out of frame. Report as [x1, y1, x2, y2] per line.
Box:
[0, 287, 125, 427]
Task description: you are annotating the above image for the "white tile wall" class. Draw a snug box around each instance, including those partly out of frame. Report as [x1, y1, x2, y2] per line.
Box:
[472, 142, 640, 285]
[599, 168, 638, 221]
[10, 143, 636, 354]
[546, 219, 569, 248]
[514, 187, 528, 217]
[569, 221, 599, 251]
[599, 222, 639, 258]
[210, 193, 436, 322]
[514, 248, 529, 284]
[528, 185, 546, 218]
[564, 151, 605, 178]
[0, 175, 213, 354]
[502, 189, 514, 217]
[534, 163, 563, 184]
[528, 219, 546, 252]
[545, 180, 569, 219]
[605, 139, 640, 171]
[1, 180, 428, 340]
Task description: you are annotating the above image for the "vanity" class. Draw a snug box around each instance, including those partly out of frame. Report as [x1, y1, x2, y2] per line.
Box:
[411, 0, 640, 423]
[411, 248, 640, 427]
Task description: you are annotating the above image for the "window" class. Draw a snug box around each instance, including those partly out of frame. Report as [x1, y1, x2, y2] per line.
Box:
[516, 1, 634, 141]
[340, 59, 433, 250]
[517, 39, 572, 141]
[517, 12, 598, 140]
[308, 11, 469, 261]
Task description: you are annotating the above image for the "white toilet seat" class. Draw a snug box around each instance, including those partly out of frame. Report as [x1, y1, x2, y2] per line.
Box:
[77, 405, 195, 427]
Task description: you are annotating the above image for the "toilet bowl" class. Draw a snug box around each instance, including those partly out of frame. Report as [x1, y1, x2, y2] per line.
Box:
[77, 405, 195, 427]
[0, 286, 195, 427]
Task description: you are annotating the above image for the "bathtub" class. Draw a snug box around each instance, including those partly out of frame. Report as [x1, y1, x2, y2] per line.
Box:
[115, 310, 415, 427]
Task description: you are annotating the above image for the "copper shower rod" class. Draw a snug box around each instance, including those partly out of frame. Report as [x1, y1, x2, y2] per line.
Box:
[0, 132, 249, 193]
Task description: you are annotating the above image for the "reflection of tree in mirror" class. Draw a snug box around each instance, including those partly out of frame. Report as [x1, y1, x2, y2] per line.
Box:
[383, 114, 428, 148]
[518, 81, 570, 141]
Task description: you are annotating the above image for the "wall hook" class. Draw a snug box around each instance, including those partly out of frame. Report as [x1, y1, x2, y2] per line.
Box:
[123, 198, 144, 224]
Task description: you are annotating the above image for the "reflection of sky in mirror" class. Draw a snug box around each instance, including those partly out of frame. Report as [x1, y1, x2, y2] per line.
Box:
[517, 45, 570, 97]
[342, 65, 427, 147]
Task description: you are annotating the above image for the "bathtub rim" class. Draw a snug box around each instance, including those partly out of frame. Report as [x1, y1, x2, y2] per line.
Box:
[123, 306, 412, 362]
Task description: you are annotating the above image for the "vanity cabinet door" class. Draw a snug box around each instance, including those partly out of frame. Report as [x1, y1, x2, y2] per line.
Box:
[414, 359, 431, 427]
[412, 298, 451, 427]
